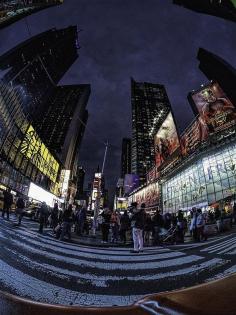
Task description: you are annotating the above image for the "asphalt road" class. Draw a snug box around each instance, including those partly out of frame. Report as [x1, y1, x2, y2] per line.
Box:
[0, 215, 236, 307]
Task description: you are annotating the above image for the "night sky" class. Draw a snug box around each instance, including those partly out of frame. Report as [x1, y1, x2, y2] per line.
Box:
[0, 0, 235, 199]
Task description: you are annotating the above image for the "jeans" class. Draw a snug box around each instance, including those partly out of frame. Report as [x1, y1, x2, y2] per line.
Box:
[132, 228, 143, 251]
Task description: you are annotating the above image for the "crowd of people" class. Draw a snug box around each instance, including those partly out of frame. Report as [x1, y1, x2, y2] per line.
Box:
[1, 188, 236, 252]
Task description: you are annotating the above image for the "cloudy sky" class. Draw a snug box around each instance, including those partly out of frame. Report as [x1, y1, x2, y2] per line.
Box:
[0, 0, 235, 199]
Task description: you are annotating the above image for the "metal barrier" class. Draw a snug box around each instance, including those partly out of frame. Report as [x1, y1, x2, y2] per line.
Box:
[0, 273, 236, 315]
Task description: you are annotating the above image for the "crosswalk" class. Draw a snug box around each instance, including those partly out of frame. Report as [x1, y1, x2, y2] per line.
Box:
[201, 236, 236, 255]
[0, 216, 235, 307]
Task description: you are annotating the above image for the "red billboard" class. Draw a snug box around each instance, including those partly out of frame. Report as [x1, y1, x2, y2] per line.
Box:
[154, 112, 180, 168]
[181, 117, 208, 157]
[191, 82, 236, 134]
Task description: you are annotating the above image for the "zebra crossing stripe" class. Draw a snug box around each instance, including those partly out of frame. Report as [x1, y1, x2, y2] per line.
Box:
[0, 229, 182, 262]
[205, 265, 236, 282]
[0, 259, 142, 306]
[201, 237, 236, 253]
[217, 243, 236, 255]
[5, 247, 205, 282]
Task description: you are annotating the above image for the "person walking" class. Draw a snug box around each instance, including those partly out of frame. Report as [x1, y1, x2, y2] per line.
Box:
[196, 208, 207, 241]
[120, 210, 130, 244]
[15, 196, 25, 226]
[38, 202, 49, 234]
[144, 212, 153, 245]
[2, 188, 13, 220]
[78, 206, 87, 235]
[110, 210, 120, 243]
[51, 203, 59, 233]
[152, 209, 163, 246]
[101, 208, 111, 243]
[130, 202, 145, 253]
[60, 205, 73, 241]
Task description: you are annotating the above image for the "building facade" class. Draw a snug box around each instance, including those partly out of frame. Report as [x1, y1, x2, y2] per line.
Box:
[197, 48, 236, 106]
[173, 0, 236, 22]
[120, 138, 131, 178]
[0, 26, 88, 200]
[0, 1, 63, 29]
[131, 78, 171, 184]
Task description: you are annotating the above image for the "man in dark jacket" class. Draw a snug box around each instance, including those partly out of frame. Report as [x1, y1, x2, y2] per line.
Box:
[130, 203, 145, 253]
[16, 196, 25, 226]
[2, 188, 13, 220]
[60, 205, 73, 241]
[38, 202, 49, 233]
[120, 210, 130, 244]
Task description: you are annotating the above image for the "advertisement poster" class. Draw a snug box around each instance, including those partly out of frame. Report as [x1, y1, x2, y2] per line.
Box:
[191, 82, 236, 134]
[124, 174, 140, 195]
[130, 182, 159, 207]
[154, 112, 180, 168]
[181, 117, 208, 157]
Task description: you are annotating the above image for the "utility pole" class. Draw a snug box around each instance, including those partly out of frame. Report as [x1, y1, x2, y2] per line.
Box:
[92, 141, 109, 235]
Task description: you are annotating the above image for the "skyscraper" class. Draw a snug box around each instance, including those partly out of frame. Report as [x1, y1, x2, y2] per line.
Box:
[197, 47, 236, 106]
[0, 1, 63, 29]
[173, 0, 236, 22]
[0, 26, 79, 125]
[37, 84, 90, 174]
[120, 138, 131, 178]
[0, 26, 89, 198]
[76, 166, 85, 198]
[131, 78, 171, 184]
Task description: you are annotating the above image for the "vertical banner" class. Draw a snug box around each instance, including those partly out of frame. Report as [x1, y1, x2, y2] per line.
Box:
[154, 112, 180, 168]
[190, 81, 236, 133]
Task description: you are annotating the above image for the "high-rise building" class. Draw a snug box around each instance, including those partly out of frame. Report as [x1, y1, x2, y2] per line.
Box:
[131, 78, 171, 184]
[37, 84, 90, 173]
[0, 26, 89, 199]
[173, 0, 236, 22]
[197, 48, 236, 106]
[0, 26, 79, 125]
[0, 1, 63, 29]
[120, 138, 131, 178]
[76, 166, 85, 198]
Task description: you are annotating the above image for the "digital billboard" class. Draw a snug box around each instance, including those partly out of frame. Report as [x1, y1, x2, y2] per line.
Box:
[181, 117, 208, 157]
[129, 182, 159, 207]
[154, 112, 180, 168]
[191, 82, 236, 134]
[20, 125, 59, 182]
[124, 174, 140, 195]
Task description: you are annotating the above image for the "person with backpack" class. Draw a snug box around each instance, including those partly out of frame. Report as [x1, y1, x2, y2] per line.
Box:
[38, 202, 49, 234]
[16, 196, 25, 226]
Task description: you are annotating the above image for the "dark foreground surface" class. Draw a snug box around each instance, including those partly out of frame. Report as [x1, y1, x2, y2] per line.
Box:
[0, 215, 236, 307]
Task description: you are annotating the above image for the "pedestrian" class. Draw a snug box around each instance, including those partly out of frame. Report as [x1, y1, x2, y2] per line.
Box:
[38, 202, 49, 234]
[110, 210, 120, 243]
[190, 208, 198, 241]
[152, 208, 163, 246]
[130, 202, 145, 253]
[51, 203, 59, 233]
[196, 208, 207, 241]
[119, 210, 130, 244]
[144, 212, 153, 245]
[60, 205, 73, 241]
[101, 208, 111, 243]
[176, 210, 184, 243]
[2, 188, 13, 220]
[78, 206, 87, 235]
[15, 196, 25, 226]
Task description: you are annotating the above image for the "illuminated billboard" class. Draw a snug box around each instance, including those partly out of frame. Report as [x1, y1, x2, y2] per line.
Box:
[154, 112, 180, 168]
[129, 182, 159, 207]
[124, 174, 140, 195]
[20, 125, 59, 182]
[181, 117, 208, 157]
[190, 82, 236, 134]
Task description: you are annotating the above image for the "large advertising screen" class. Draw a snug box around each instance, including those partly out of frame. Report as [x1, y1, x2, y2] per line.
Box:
[181, 117, 208, 157]
[124, 174, 140, 195]
[129, 182, 159, 207]
[20, 125, 59, 183]
[191, 82, 236, 134]
[154, 112, 180, 168]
